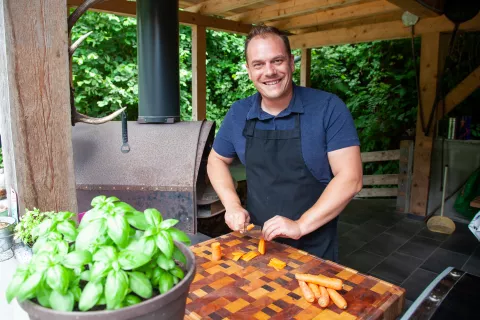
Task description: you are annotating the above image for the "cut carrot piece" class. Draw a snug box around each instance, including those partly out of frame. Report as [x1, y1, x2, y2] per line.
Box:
[246, 224, 255, 231]
[327, 288, 347, 310]
[308, 283, 321, 300]
[241, 251, 260, 262]
[268, 258, 286, 271]
[318, 286, 330, 308]
[211, 242, 222, 261]
[258, 238, 266, 255]
[298, 280, 315, 302]
[233, 254, 243, 261]
[294, 274, 343, 291]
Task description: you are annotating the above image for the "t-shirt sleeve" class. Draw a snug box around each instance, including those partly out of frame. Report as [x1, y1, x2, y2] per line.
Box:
[212, 107, 237, 158]
[324, 95, 360, 152]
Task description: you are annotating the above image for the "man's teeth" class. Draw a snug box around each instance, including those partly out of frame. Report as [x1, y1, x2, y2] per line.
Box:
[265, 80, 280, 85]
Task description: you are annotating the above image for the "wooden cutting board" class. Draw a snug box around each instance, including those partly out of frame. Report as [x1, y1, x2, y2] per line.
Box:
[184, 231, 405, 320]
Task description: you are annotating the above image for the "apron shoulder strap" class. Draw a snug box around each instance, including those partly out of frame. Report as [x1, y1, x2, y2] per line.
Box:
[242, 119, 256, 137]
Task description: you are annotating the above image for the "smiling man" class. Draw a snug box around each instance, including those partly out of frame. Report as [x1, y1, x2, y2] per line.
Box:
[207, 26, 363, 261]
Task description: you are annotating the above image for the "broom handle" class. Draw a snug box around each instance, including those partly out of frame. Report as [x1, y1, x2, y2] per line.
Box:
[440, 165, 448, 217]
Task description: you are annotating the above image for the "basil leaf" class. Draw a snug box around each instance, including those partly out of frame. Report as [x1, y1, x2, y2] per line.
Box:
[159, 219, 178, 229]
[57, 220, 77, 242]
[151, 268, 164, 287]
[32, 252, 52, 272]
[125, 211, 149, 230]
[36, 284, 52, 308]
[168, 227, 191, 245]
[172, 276, 179, 285]
[46, 265, 69, 294]
[156, 252, 175, 270]
[156, 231, 174, 259]
[56, 240, 69, 256]
[17, 272, 44, 302]
[91, 195, 107, 207]
[55, 211, 75, 221]
[72, 286, 82, 302]
[172, 245, 187, 266]
[105, 270, 129, 310]
[113, 202, 136, 215]
[32, 219, 53, 238]
[32, 237, 48, 254]
[79, 281, 104, 311]
[98, 295, 106, 305]
[6, 272, 28, 303]
[79, 209, 102, 229]
[105, 196, 120, 204]
[90, 261, 111, 282]
[169, 265, 185, 280]
[118, 250, 150, 270]
[63, 250, 92, 269]
[107, 214, 130, 248]
[126, 237, 156, 258]
[49, 290, 74, 312]
[158, 271, 174, 294]
[124, 294, 142, 306]
[81, 270, 91, 282]
[129, 271, 153, 299]
[93, 245, 117, 263]
[144, 208, 162, 227]
[76, 218, 107, 251]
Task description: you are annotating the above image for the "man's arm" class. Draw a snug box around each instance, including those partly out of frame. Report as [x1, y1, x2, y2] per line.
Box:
[207, 149, 250, 231]
[262, 146, 362, 241]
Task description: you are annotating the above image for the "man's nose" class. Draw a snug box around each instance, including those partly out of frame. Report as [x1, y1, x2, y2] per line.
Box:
[265, 63, 277, 76]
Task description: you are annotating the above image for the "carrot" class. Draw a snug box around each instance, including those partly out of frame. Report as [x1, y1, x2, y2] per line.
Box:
[318, 286, 330, 308]
[298, 280, 315, 302]
[308, 283, 321, 300]
[294, 274, 343, 290]
[258, 238, 266, 255]
[327, 288, 347, 310]
[211, 242, 222, 261]
[246, 224, 255, 231]
[268, 258, 286, 270]
[241, 251, 260, 262]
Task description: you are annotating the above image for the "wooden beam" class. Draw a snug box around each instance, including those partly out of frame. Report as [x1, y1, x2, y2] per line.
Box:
[363, 174, 399, 185]
[270, 1, 399, 31]
[410, 33, 449, 216]
[444, 65, 480, 114]
[0, 0, 77, 217]
[300, 48, 311, 87]
[226, 0, 363, 24]
[66, 0, 252, 35]
[192, 25, 207, 121]
[356, 188, 398, 197]
[361, 150, 400, 162]
[185, 0, 264, 15]
[396, 140, 414, 213]
[289, 13, 480, 49]
[385, 0, 440, 18]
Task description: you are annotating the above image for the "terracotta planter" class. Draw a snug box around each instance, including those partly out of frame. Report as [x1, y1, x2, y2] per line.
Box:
[20, 241, 196, 320]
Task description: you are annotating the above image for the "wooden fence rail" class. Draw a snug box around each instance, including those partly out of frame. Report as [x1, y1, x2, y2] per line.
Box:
[356, 140, 414, 213]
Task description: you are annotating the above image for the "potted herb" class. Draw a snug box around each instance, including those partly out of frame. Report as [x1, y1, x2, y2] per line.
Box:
[6, 196, 195, 320]
[14, 208, 54, 248]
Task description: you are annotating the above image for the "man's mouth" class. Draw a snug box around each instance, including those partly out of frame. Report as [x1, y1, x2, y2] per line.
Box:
[263, 79, 281, 85]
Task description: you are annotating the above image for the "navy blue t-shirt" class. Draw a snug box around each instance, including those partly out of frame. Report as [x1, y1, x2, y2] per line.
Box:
[213, 84, 360, 184]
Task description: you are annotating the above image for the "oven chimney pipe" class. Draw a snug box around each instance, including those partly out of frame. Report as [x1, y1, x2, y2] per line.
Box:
[136, 0, 180, 123]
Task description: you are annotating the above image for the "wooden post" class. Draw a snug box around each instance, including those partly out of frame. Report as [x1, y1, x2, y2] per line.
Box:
[192, 25, 207, 121]
[300, 48, 311, 87]
[0, 0, 77, 218]
[410, 33, 449, 216]
[396, 140, 414, 213]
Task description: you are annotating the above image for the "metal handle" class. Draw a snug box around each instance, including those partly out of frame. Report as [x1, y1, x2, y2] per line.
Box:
[121, 110, 130, 153]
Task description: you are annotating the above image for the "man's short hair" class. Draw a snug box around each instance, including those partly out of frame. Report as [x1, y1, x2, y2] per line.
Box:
[244, 25, 292, 63]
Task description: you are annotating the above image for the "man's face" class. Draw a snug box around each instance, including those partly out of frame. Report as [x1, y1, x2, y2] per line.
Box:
[246, 34, 294, 101]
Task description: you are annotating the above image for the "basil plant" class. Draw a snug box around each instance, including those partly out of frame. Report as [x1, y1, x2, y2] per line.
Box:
[6, 196, 191, 312]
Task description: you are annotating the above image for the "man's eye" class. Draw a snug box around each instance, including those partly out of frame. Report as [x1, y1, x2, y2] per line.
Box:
[274, 60, 282, 64]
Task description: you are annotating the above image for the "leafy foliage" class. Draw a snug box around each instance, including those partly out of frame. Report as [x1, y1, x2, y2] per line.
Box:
[14, 208, 54, 247]
[7, 196, 191, 312]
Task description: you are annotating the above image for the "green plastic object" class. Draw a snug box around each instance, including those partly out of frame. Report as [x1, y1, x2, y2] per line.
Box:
[454, 167, 480, 220]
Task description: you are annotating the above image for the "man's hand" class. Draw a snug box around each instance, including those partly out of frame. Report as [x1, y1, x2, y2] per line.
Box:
[262, 215, 302, 241]
[224, 205, 250, 232]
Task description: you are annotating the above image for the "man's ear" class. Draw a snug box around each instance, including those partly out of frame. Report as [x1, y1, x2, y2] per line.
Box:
[289, 54, 295, 72]
[246, 63, 253, 80]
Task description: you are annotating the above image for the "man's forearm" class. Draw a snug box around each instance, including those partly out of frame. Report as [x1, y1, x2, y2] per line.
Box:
[207, 157, 241, 210]
[296, 173, 362, 236]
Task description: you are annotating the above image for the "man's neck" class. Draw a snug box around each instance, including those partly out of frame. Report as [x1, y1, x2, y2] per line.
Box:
[261, 87, 294, 117]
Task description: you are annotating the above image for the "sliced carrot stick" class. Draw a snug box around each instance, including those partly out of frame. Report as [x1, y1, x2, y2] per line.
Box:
[258, 238, 266, 255]
[211, 242, 222, 261]
[318, 286, 330, 308]
[308, 283, 321, 300]
[246, 224, 255, 231]
[294, 274, 343, 291]
[327, 288, 347, 310]
[298, 280, 315, 302]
